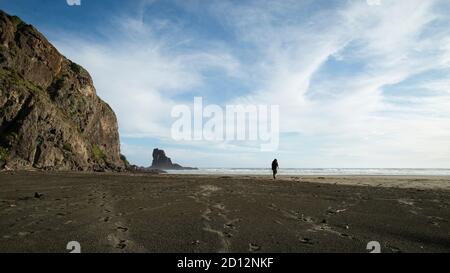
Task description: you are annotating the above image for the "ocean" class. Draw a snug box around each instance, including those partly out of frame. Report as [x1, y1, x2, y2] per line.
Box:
[165, 168, 450, 176]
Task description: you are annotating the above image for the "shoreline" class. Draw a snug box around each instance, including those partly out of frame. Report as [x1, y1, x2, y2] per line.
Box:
[2, 170, 450, 191]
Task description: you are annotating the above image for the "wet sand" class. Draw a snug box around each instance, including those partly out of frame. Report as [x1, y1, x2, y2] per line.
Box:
[0, 171, 449, 253]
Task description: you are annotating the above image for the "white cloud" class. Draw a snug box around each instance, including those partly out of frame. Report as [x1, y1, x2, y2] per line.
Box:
[54, 13, 241, 140]
[209, 0, 450, 167]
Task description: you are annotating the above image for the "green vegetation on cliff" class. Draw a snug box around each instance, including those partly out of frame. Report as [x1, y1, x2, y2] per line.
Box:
[63, 143, 72, 152]
[92, 145, 106, 162]
[0, 147, 8, 163]
[120, 154, 131, 169]
[0, 67, 44, 93]
[69, 61, 83, 74]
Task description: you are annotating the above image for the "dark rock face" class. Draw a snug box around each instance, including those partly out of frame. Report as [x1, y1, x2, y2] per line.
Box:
[0, 11, 124, 171]
[151, 149, 173, 169]
[150, 148, 196, 170]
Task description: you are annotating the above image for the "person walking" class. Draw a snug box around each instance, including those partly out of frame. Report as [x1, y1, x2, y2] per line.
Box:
[271, 159, 279, 180]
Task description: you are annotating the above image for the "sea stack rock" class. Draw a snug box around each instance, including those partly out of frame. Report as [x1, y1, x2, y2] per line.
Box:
[0, 11, 124, 171]
[151, 149, 174, 169]
[150, 148, 196, 170]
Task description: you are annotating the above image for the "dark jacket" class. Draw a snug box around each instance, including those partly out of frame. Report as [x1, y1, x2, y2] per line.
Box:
[272, 160, 278, 171]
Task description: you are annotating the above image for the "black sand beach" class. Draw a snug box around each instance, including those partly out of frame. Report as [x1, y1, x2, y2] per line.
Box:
[0, 172, 449, 253]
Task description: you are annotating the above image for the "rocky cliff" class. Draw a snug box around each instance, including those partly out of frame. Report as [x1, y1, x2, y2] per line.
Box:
[0, 11, 124, 171]
[150, 148, 196, 170]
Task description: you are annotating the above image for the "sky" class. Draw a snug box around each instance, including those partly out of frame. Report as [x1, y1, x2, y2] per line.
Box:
[1, 0, 450, 168]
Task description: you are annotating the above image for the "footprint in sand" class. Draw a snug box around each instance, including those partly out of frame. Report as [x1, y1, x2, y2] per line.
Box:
[116, 226, 129, 232]
[224, 222, 237, 230]
[249, 243, 261, 252]
[199, 185, 221, 196]
[116, 240, 127, 249]
[387, 245, 402, 253]
[18, 231, 31, 237]
[214, 203, 226, 210]
[398, 199, 415, 206]
[99, 216, 110, 223]
[427, 216, 446, 227]
[299, 238, 315, 245]
[301, 215, 315, 223]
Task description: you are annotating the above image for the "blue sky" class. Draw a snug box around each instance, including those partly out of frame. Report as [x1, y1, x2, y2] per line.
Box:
[1, 0, 450, 168]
